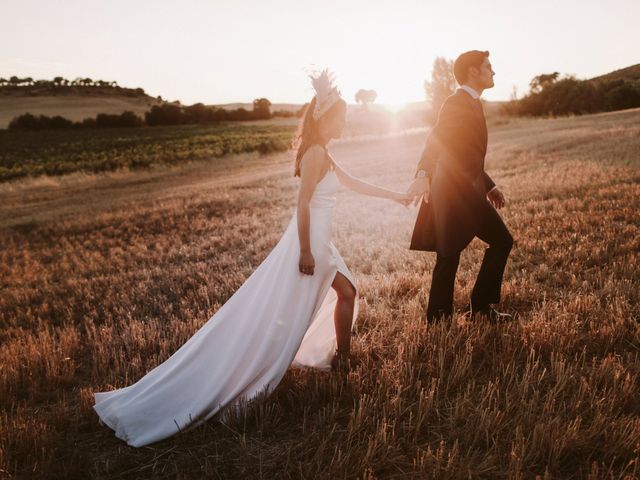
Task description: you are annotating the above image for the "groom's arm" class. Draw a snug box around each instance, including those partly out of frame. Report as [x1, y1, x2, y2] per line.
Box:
[415, 134, 439, 181]
[484, 172, 496, 192]
[415, 97, 464, 179]
[408, 96, 465, 205]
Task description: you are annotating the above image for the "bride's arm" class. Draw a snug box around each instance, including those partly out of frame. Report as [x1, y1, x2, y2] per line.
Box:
[297, 147, 327, 275]
[332, 158, 409, 203]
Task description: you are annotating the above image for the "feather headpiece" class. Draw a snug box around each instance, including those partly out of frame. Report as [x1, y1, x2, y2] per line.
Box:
[309, 69, 342, 120]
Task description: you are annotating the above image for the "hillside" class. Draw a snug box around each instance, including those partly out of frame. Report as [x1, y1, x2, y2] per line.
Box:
[0, 78, 161, 128]
[589, 63, 640, 83]
[0, 95, 161, 129]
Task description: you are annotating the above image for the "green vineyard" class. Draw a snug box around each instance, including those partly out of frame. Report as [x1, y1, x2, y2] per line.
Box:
[0, 123, 297, 182]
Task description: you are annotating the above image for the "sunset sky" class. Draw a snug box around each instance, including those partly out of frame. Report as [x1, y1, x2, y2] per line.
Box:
[1, 0, 638, 106]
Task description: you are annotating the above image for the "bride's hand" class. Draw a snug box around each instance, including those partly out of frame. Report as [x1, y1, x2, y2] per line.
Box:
[391, 191, 413, 206]
[299, 250, 315, 275]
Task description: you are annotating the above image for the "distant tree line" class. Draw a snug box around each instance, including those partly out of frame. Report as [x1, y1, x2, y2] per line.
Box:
[8, 98, 306, 130]
[0, 76, 151, 98]
[145, 98, 275, 125]
[8, 111, 144, 130]
[503, 72, 640, 116]
[0, 76, 121, 88]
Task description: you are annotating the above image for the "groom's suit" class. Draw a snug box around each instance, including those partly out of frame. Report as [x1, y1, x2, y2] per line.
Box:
[410, 87, 513, 320]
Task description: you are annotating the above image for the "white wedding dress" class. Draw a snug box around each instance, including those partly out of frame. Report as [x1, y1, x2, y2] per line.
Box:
[93, 166, 358, 447]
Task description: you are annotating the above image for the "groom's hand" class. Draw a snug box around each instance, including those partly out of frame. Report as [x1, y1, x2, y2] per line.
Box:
[406, 177, 430, 206]
[487, 187, 506, 209]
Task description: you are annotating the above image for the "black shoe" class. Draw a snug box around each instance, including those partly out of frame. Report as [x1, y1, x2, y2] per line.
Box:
[426, 311, 453, 323]
[472, 306, 512, 323]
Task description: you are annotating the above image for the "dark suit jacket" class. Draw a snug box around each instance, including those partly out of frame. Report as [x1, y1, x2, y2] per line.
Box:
[410, 89, 496, 256]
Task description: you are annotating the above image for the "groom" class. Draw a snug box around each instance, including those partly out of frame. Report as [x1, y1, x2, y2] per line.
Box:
[407, 50, 513, 322]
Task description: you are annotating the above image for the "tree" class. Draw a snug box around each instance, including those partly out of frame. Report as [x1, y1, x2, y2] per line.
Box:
[424, 57, 456, 115]
[53, 76, 65, 87]
[604, 80, 640, 110]
[228, 107, 252, 121]
[529, 72, 560, 94]
[355, 89, 377, 108]
[145, 103, 183, 126]
[9, 113, 40, 130]
[184, 103, 211, 123]
[252, 98, 272, 120]
[96, 111, 143, 128]
[48, 115, 74, 128]
[504, 71, 640, 117]
[9, 113, 74, 130]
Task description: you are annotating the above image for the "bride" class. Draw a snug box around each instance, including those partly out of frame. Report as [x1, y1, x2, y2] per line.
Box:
[93, 70, 411, 447]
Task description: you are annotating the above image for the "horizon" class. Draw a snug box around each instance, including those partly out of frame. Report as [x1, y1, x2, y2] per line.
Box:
[1, 0, 639, 107]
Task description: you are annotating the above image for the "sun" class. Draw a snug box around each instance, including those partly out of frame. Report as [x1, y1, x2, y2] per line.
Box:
[362, 72, 424, 111]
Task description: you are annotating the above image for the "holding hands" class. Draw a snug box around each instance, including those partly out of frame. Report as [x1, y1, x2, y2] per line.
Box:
[405, 174, 507, 209]
[391, 191, 414, 206]
[406, 175, 430, 206]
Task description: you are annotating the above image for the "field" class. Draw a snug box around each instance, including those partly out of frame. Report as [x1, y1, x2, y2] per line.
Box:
[1, 109, 639, 479]
[0, 123, 297, 182]
[0, 106, 432, 183]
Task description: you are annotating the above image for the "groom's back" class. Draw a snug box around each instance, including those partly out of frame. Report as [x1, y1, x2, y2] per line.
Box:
[430, 90, 488, 177]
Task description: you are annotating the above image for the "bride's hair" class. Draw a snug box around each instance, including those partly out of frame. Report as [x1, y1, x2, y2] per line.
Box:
[292, 97, 346, 177]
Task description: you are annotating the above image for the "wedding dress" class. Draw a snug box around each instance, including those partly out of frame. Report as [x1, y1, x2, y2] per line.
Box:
[93, 165, 358, 447]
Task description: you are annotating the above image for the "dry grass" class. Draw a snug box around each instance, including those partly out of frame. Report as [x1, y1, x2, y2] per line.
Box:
[1, 109, 639, 479]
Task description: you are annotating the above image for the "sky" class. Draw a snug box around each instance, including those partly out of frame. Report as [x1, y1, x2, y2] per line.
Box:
[1, 0, 638, 106]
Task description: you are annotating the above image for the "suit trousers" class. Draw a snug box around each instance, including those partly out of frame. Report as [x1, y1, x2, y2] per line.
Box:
[426, 204, 513, 321]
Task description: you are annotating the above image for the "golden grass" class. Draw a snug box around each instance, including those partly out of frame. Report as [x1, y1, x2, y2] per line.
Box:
[1, 109, 639, 479]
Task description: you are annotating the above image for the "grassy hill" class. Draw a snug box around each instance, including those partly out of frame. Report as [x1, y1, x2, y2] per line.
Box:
[0, 80, 163, 128]
[0, 95, 161, 129]
[589, 63, 640, 83]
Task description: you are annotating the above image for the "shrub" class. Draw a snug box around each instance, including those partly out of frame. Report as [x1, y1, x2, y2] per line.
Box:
[505, 73, 640, 117]
[96, 111, 143, 128]
[145, 103, 184, 126]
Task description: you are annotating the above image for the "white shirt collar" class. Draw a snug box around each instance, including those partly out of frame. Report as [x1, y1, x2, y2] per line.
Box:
[459, 85, 480, 100]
